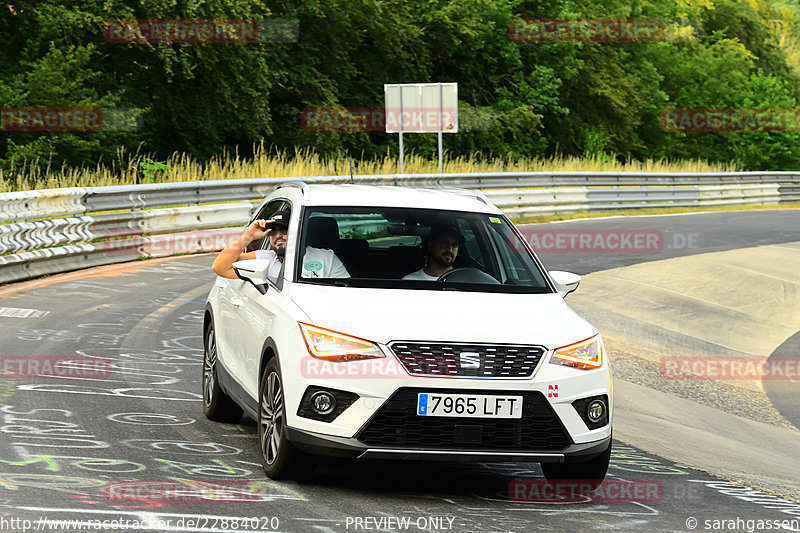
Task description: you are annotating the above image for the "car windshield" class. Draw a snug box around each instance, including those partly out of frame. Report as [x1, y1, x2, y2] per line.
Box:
[294, 206, 552, 294]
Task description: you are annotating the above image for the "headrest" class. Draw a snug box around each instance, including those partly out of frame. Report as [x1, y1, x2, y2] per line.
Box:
[306, 217, 340, 249]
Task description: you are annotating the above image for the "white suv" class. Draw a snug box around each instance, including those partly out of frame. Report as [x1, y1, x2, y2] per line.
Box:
[203, 183, 612, 481]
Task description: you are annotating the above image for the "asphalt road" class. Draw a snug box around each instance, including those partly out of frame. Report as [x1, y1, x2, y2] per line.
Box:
[0, 210, 798, 533]
[531, 208, 800, 438]
[528, 208, 800, 274]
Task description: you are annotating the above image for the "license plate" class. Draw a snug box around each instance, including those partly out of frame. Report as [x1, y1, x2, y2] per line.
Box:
[416, 393, 523, 419]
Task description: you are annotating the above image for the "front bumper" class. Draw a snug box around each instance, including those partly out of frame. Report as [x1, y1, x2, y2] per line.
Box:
[286, 425, 611, 463]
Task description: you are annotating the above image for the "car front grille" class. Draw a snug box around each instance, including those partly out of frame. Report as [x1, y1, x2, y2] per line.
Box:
[389, 341, 546, 378]
[357, 388, 571, 450]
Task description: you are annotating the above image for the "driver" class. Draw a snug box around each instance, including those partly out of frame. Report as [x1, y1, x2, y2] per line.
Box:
[403, 223, 461, 281]
[212, 210, 349, 281]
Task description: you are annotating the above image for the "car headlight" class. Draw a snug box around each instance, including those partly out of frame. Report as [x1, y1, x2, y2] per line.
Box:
[552, 334, 605, 369]
[299, 323, 385, 362]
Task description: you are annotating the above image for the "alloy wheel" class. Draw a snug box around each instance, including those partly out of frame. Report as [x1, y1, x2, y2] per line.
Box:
[260, 371, 283, 465]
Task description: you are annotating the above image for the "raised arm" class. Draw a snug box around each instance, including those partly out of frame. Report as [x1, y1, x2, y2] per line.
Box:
[212, 220, 272, 279]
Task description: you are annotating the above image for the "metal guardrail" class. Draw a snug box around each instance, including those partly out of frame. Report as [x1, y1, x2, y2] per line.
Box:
[1, 171, 799, 285]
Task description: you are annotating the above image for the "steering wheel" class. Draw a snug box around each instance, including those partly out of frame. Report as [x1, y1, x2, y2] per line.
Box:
[437, 267, 500, 284]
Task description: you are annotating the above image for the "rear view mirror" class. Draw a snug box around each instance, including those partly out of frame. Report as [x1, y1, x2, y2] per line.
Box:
[549, 270, 581, 297]
[233, 259, 273, 285]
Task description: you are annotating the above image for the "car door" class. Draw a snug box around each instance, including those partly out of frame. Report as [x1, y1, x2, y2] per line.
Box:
[224, 199, 291, 398]
[213, 275, 243, 379]
[230, 278, 281, 398]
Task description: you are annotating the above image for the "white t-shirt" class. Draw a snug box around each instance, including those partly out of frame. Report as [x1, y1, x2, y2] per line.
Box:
[255, 247, 349, 281]
[253, 249, 284, 282]
[402, 268, 439, 281]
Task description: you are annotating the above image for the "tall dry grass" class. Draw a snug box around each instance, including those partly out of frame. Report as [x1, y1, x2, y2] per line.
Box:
[0, 142, 741, 193]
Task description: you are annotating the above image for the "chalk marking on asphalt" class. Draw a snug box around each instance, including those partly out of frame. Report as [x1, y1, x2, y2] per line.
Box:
[119, 284, 211, 353]
[688, 480, 800, 517]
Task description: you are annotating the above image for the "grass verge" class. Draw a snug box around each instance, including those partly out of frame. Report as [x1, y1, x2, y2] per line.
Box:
[0, 143, 741, 193]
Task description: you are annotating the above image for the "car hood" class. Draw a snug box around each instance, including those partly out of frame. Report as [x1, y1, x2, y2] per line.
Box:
[290, 284, 597, 350]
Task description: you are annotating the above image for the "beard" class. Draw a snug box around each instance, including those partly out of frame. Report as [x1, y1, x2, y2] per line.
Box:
[432, 253, 454, 268]
[270, 233, 287, 257]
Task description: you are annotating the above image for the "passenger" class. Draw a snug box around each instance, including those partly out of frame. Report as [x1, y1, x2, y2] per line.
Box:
[212, 210, 349, 282]
[402, 223, 461, 281]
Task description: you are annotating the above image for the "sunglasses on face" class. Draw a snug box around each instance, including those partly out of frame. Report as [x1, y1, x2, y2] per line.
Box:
[433, 238, 459, 249]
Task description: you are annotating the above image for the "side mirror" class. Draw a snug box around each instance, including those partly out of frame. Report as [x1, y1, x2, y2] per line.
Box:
[549, 270, 581, 297]
[233, 259, 273, 285]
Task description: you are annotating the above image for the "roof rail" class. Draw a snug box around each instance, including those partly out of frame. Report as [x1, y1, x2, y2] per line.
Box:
[440, 187, 493, 206]
[277, 180, 310, 200]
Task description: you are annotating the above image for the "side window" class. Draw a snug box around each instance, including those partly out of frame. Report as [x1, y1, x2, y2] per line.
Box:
[245, 199, 290, 253]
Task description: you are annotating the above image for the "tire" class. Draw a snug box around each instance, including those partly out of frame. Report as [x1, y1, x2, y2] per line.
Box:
[258, 358, 317, 480]
[202, 324, 243, 422]
[541, 439, 611, 489]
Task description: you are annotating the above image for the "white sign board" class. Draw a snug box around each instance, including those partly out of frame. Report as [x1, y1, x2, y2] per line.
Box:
[384, 83, 458, 133]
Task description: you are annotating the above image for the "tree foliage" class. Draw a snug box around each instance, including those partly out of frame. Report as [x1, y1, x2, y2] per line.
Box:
[2, 0, 800, 173]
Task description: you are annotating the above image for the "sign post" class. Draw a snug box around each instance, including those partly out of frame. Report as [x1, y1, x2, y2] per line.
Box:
[384, 82, 458, 173]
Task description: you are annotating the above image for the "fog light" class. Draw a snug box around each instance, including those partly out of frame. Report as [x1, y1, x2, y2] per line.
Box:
[587, 400, 606, 423]
[311, 391, 336, 415]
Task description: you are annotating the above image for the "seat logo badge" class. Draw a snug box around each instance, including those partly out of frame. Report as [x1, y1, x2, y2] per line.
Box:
[548, 385, 559, 398]
[459, 352, 481, 369]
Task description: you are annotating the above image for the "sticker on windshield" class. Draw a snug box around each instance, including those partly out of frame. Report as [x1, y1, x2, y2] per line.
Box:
[488, 216, 502, 224]
[304, 261, 323, 272]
